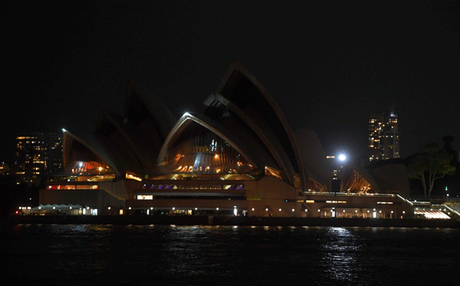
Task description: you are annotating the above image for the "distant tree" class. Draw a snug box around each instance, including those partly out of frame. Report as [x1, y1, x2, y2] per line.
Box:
[407, 143, 456, 199]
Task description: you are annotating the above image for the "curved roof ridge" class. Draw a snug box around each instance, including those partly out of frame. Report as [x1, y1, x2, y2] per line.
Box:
[204, 92, 296, 185]
[214, 61, 304, 188]
[95, 109, 149, 169]
[293, 128, 331, 191]
[95, 109, 123, 137]
[124, 80, 176, 140]
[95, 109, 123, 133]
[62, 129, 122, 176]
[156, 112, 259, 168]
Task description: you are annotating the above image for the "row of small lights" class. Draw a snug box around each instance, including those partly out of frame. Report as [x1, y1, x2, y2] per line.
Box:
[26, 205, 406, 215]
[114, 206, 301, 212]
[322, 208, 405, 214]
[120, 206, 406, 214]
[20, 206, 91, 210]
[326, 209, 402, 215]
[167, 207, 299, 212]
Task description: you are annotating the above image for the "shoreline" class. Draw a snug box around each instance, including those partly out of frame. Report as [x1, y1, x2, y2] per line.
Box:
[3, 215, 460, 228]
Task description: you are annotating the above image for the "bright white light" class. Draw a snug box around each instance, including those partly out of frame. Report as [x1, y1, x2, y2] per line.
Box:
[338, 154, 347, 162]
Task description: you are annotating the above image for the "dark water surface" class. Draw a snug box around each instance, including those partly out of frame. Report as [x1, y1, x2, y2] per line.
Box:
[1, 224, 458, 285]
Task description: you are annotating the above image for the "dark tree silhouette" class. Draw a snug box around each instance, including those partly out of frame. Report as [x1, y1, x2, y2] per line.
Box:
[407, 143, 456, 199]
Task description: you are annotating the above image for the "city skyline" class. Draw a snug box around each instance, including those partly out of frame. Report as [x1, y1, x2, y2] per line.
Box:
[2, 1, 459, 162]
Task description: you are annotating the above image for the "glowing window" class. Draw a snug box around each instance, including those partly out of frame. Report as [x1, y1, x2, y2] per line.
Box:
[223, 185, 243, 190]
[76, 185, 98, 190]
[137, 195, 153, 200]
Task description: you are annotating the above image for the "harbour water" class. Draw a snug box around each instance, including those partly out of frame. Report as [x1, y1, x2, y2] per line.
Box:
[1, 224, 458, 285]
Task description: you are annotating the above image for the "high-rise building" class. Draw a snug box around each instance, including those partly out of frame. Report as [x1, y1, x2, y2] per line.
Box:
[15, 132, 63, 184]
[368, 107, 399, 161]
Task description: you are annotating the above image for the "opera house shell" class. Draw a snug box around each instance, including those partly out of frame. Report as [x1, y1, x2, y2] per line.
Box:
[40, 62, 413, 218]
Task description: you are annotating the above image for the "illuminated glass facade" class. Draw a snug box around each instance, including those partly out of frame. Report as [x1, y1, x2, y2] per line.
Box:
[160, 131, 256, 175]
[369, 107, 399, 161]
[15, 132, 63, 184]
[342, 169, 374, 193]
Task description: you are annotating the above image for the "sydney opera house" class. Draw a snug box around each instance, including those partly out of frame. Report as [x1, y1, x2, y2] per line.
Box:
[39, 62, 414, 218]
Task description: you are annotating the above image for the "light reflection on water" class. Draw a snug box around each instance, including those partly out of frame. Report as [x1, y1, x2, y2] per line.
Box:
[0, 224, 459, 285]
[321, 227, 360, 283]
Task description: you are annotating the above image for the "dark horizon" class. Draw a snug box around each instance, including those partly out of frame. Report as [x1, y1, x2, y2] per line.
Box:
[2, 0, 459, 163]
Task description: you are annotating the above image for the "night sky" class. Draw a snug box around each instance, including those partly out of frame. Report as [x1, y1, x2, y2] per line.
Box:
[2, 0, 459, 163]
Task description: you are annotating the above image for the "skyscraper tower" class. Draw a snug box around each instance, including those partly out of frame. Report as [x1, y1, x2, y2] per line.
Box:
[15, 132, 63, 184]
[368, 106, 399, 161]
